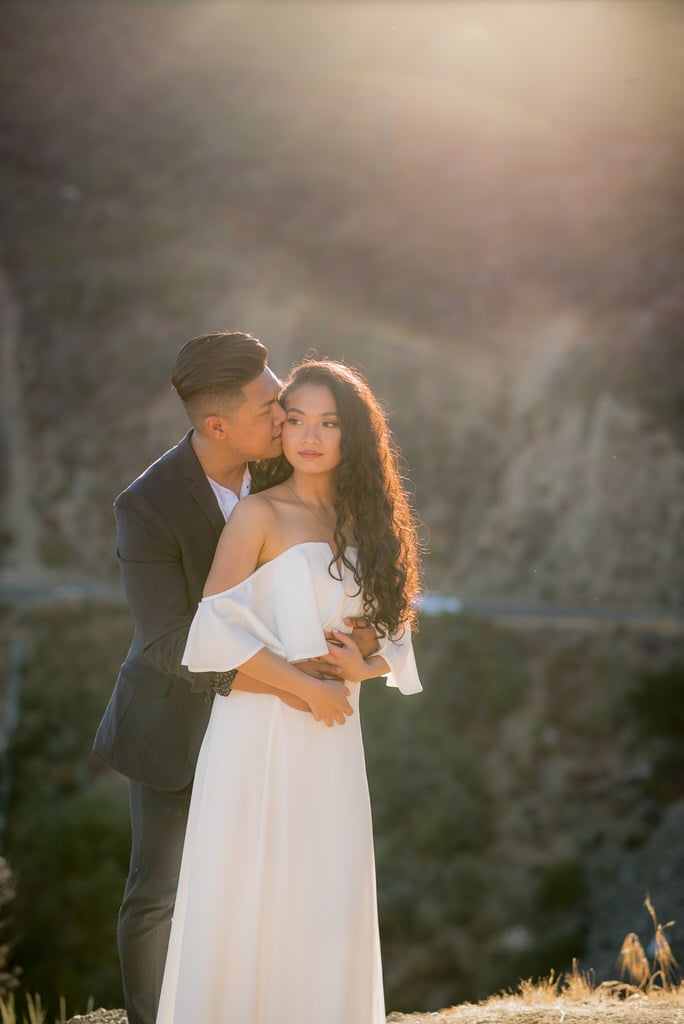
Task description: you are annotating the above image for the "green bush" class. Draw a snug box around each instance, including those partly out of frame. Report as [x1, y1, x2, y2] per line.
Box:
[5, 606, 131, 1015]
[361, 613, 530, 1008]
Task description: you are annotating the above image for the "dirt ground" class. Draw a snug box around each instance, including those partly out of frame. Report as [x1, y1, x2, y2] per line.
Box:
[67, 999, 684, 1024]
[388, 998, 684, 1023]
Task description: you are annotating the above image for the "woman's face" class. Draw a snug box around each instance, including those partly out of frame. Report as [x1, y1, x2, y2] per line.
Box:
[282, 383, 342, 474]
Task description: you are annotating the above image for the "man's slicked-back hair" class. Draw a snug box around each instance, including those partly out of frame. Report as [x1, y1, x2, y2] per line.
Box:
[170, 331, 269, 422]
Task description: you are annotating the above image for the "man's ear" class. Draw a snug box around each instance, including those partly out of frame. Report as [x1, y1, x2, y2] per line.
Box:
[204, 415, 228, 441]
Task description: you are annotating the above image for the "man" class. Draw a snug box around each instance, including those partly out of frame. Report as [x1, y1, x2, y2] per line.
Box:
[93, 332, 354, 1024]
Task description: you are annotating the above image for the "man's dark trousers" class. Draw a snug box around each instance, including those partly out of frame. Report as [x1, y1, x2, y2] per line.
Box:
[117, 781, 192, 1024]
[93, 432, 224, 1024]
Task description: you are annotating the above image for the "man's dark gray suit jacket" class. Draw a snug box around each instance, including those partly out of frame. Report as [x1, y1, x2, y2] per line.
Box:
[93, 431, 226, 792]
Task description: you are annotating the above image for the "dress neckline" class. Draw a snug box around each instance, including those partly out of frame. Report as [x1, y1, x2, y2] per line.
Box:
[202, 541, 358, 601]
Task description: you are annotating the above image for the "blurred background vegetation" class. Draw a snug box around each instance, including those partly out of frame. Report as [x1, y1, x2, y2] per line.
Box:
[0, 0, 683, 1016]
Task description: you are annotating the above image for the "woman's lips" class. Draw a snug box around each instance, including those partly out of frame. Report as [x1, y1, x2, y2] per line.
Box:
[297, 450, 322, 458]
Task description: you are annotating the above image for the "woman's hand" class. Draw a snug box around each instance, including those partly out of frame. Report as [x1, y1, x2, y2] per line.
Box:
[324, 630, 373, 683]
[235, 647, 352, 727]
[303, 676, 353, 727]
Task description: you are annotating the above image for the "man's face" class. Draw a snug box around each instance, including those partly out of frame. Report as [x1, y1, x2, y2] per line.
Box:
[222, 367, 285, 461]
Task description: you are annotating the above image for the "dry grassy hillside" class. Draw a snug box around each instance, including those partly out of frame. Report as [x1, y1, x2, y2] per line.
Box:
[59, 994, 684, 1024]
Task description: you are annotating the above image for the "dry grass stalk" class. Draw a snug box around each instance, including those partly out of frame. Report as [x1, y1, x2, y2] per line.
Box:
[645, 894, 680, 991]
[618, 932, 651, 989]
[514, 972, 559, 1005]
[560, 958, 595, 1001]
[616, 897, 681, 995]
[0, 992, 47, 1024]
[487, 897, 684, 1010]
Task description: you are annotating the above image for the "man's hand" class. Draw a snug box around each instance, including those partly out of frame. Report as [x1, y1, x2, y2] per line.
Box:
[294, 657, 343, 681]
[324, 630, 370, 683]
[338, 617, 379, 659]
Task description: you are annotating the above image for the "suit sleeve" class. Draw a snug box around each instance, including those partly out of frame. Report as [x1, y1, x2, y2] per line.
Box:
[115, 489, 213, 693]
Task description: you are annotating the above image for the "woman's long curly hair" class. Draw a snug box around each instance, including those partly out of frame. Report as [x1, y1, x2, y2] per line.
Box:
[252, 359, 423, 638]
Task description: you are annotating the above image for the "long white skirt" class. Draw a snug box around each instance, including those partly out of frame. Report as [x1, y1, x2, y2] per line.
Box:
[156, 686, 385, 1023]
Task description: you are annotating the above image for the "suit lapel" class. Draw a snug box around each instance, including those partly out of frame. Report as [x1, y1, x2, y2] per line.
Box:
[176, 431, 225, 538]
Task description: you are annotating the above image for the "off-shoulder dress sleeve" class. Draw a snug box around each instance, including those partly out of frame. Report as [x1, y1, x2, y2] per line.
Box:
[377, 633, 422, 695]
[181, 547, 331, 673]
[181, 542, 423, 697]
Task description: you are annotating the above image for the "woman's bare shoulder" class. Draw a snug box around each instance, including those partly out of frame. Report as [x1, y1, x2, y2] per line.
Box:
[222, 493, 278, 540]
[242, 483, 296, 515]
[252, 480, 293, 500]
[205, 494, 279, 593]
[242, 490, 276, 508]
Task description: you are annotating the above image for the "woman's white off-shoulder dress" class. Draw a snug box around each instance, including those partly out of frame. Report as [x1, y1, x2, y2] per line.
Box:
[155, 542, 421, 1024]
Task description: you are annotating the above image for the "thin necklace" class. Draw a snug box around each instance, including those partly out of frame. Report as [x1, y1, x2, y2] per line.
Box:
[286, 481, 336, 528]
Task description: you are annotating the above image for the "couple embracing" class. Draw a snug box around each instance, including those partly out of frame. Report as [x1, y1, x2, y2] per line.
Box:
[93, 332, 423, 1024]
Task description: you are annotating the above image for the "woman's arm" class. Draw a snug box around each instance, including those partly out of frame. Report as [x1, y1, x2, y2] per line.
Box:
[235, 647, 352, 725]
[203, 495, 271, 596]
[201, 497, 352, 725]
[231, 676, 309, 711]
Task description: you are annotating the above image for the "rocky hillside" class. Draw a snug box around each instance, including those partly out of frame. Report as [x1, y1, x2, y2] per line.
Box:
[1, 2, 683, 610]
[2, 263, 683, 608]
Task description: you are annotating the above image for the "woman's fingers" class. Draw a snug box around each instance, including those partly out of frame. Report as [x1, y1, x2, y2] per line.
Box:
[309, 677, 353, 727]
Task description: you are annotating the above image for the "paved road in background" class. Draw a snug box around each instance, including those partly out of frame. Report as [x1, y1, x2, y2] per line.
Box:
[1, 579, 682, 635]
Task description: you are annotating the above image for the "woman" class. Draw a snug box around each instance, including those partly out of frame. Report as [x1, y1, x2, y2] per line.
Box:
[156, 360, 423, 1023]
